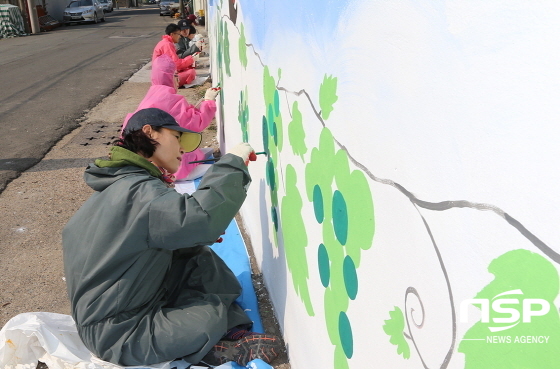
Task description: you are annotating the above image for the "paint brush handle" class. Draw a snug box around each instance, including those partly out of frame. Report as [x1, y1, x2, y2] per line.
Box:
[188, 158, 220, 164]
[188, 152, 265, 164]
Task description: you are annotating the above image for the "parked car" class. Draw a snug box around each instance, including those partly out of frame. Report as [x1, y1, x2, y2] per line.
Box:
[159, 0, 179, 16]
[63, 0, 106, 24]
[98, 0, 113, 13]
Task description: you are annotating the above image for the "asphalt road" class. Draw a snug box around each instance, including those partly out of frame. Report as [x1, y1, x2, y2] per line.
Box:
[0, 6, 172, 192]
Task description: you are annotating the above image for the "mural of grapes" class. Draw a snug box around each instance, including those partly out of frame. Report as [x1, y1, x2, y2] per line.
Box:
[262, 66, 283, 239]
[305, 127, 375, 369]
[212, 4, 560, 368]
[217, 8, 376, 368]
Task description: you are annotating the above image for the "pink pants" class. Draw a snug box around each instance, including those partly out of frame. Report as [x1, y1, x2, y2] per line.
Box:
[179, 68, 196, 85]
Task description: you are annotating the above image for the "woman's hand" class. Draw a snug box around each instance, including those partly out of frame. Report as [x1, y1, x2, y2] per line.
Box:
[204, 87, 221, 100]
[228, 142, 256, 166]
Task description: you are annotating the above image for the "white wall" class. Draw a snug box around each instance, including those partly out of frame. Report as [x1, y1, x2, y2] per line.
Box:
[209, 1, 560, 368]
[46, 0, 69, 21]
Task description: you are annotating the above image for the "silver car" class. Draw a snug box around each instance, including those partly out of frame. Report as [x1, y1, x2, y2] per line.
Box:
[99, 0, 113, 13]
[63, 0, 106, 24]
[159, 0, 179, 16]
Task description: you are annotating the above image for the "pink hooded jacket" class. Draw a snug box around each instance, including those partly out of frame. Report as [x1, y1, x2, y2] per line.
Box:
[153, 35, 194, 72]
[122, 55, 217, 179]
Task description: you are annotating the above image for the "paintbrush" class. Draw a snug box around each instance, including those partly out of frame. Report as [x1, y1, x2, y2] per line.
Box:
[189, 151, 267, 164]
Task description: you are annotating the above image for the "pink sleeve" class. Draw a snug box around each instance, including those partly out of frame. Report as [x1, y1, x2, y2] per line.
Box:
[174, 149, 206, 179]
[162, 42, 193, 71]
[172, 99, 216, 132]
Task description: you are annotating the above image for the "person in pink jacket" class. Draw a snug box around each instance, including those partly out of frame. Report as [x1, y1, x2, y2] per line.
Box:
[153, 23, 197, 86]
[122, 54, 220, 180]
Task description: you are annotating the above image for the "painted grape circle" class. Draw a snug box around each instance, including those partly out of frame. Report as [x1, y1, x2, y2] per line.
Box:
[343, 255, 358, 300]
[313, 184, 324, 224]
[266, 158, 276, 191]
[261, 115, 269, 152]
[318, 243, 330, 287]
[271, 206, 279, 231]
[339, 311, 354, 359]
[332, 190, 348, 245]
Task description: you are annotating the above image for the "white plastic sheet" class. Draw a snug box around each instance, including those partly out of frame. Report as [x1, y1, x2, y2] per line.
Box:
[0, 312, 177, 369]
[0, 313, 272, 369]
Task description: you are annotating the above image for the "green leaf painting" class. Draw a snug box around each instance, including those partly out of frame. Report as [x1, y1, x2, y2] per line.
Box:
[280, 165, 314, 316]
[383, 307, 411, 359]
[305, 127, 375, 368]
[459, 249, 560, 369]
[319, 74, 338, 120]
[288, 101, 307, 159]
[238, 23, 248, 68]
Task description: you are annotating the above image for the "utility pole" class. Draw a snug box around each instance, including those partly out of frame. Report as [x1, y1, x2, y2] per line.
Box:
[179, 0, 184, 17]
[17, 0, 30, 33]
[26, 0, 40, 34]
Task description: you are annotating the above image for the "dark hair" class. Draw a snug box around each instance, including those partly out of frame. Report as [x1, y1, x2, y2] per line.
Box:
[165, 23, 181, 35]
[188, 25, 196, 35]
[114, 126, 162, 157]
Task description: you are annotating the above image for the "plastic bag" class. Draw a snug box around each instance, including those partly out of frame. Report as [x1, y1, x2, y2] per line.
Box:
[0, 312, 272, 369]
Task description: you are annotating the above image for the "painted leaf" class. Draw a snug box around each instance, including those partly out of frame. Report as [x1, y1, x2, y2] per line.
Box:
[281, 165, 314, 316]
[459, 249, 560, 369]
[238, 23, 248, 68]
[383, 307, 411, 359]
[288, 101, 307, 159]
[319, 74, 338, 120]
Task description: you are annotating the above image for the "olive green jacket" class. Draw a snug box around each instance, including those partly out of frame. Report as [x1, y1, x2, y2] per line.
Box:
[62, 147, 252, 365]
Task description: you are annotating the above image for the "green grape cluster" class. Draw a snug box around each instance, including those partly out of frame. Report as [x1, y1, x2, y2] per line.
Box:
[223, 25, 230, 76]
[261, 66, 284, 238]
[223, 17, 375, 368]
[305, 127, 375, 369]
[238, 87, 249, 142]
[216, 17, 230, 77]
